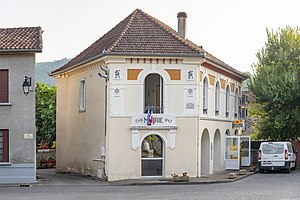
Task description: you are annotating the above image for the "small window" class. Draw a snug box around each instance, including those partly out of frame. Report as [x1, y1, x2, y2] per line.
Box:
[287, 143, 293, 153]
[215, 81, 220, 116]
[0, 129, 9, 162]
[241, 108, 247, 119]
[234, 88, 239, 118]
[0, 69, 9, 103]
[225, 85, 230, 118]
[203, 77, 208, 114]
[79, 79, 86, 111]
[241, 94, 248, 105]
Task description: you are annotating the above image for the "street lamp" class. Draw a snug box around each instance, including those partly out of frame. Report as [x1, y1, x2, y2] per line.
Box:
[22, 76, 31, 96]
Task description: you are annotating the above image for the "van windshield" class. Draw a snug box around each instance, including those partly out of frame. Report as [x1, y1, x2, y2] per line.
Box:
[262, 143, 284, 154]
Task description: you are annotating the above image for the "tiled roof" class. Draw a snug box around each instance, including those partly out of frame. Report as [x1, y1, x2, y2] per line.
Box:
[51, 9, 203, 75]
[0, 27, 43, 52]
[51, 9, 246, 80]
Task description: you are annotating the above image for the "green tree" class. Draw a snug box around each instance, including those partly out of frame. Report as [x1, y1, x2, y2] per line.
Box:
[36, 82, 56, 147]
[250, 26, 300, 140]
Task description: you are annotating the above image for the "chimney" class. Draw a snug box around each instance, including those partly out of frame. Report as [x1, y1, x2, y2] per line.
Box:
[177, 12, 187, 39]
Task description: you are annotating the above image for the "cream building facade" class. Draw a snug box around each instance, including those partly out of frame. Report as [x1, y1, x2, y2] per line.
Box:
[51, 9, 247, 181]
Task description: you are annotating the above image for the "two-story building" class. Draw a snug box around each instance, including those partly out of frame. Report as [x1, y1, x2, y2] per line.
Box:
[50, 9, 247, 181]
[0, 27, 43, 184]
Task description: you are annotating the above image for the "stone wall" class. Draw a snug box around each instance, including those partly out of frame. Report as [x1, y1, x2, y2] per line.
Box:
[292, 140, 300, 167]
[36, 149, 56, 169]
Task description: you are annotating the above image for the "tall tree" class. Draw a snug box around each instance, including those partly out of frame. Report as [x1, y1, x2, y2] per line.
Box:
[251, 26, 300, 140]
[36, 82, 56, 147]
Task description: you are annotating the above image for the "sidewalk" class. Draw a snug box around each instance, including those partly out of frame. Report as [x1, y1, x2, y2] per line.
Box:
[35, 168, 257, 187]
[35, 169, 108, 186]
[110, 170, 257, 186]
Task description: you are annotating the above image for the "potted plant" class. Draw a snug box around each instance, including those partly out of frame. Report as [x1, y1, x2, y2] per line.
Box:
[171, 172, 189, 182]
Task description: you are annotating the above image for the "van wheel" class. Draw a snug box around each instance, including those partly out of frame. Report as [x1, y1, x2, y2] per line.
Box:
[259, 169, 264, 173]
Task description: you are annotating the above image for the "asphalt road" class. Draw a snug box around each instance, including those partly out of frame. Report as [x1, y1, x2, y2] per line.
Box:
[1, 169, 300, 200]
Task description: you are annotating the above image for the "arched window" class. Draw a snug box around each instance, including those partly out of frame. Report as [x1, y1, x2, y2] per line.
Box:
[144, 74, 163, 113]
[215, 81, 220, 116]
[234, 88, 239, 118]
[203, 77, 208, 114]
[225, 85, 230, 118]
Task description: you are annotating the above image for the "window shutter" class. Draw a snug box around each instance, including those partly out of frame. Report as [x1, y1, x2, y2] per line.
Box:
[0, 70, 9, 103]
[2, 130, 9, 162]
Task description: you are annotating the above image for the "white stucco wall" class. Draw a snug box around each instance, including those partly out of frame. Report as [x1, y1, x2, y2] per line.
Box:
[55, 56, 244, 181]
[55, 65, 106, 177]
[106, 117, 198, 181]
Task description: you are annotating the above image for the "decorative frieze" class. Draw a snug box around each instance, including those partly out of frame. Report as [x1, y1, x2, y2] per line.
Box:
[126, 58, 183, 64]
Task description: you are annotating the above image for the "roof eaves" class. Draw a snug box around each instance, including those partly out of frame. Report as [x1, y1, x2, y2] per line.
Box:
[49, 52, 106, 76]
[108, 52, 205, 57]
[205, 56, 248, 80]
[50, 51, 206, 76]
[0, 48, 42, 53]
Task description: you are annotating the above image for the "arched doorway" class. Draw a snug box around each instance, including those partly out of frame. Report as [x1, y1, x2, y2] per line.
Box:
[141, 134, 163, 177]
[201, 129, 210, 176]
[213, 130, 221, 172]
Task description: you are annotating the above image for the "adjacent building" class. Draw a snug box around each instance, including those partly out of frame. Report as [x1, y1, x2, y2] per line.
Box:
[0, 27, 43, 184]
[50, 9, 247, 181]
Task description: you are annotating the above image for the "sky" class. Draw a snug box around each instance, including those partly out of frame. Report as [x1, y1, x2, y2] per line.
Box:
[1, 0, 299, 73]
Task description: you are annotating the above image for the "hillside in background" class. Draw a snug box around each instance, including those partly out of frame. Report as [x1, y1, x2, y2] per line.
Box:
[36, 58, 69, 85]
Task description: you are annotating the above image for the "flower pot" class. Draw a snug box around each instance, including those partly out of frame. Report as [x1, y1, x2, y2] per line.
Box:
[173, 175, 189, 182]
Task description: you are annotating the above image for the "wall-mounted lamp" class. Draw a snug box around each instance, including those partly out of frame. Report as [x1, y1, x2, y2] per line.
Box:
[22, 76, 32, 96]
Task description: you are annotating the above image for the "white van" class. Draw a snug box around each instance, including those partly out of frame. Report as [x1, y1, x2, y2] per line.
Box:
[258, 141, 297, 173]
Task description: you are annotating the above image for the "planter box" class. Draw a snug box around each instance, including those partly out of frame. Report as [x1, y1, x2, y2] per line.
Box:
[228, 173, 237, 179]
[173, 175, 189, 182]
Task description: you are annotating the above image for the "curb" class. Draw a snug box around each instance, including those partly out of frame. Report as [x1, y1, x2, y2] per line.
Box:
[109, 171, 258, 186]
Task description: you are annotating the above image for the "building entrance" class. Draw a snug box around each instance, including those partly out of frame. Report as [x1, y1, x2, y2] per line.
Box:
[225, 136, 251, 170]
[141, 135, 163, 177]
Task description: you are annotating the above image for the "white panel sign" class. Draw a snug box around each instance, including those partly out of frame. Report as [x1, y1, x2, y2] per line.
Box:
[187, 70, 195, 81]
[24, 133, 33, 140]
[113, 69, 121, 80]
[110, 86, 124, 116]
[132, 114, 176, 127]
[183, 87, 197, 115]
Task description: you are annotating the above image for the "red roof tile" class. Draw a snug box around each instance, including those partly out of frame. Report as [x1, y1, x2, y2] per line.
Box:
[51, 9, 203, 75]
[51, 9, 246, 80]
[0, 27, 43, 52]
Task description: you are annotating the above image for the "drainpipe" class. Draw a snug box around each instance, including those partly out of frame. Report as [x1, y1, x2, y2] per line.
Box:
[197, 53, 207, 177]
[196, 119, 199, 177]
[98, 65, 109, 180]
